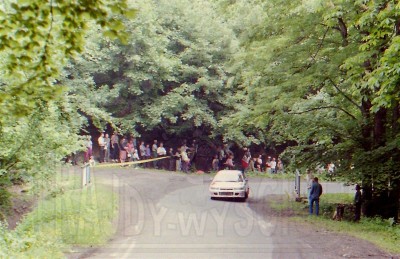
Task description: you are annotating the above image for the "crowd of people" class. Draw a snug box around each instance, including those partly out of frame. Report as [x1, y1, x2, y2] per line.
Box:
[83, 132, 285, 174]
[212, 145, 285, 175]
[84, 133, 199, 173]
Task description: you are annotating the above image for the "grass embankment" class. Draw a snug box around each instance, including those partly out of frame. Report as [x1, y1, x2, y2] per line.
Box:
[0, 169, 118, 258]
[270, 193, 400, 254]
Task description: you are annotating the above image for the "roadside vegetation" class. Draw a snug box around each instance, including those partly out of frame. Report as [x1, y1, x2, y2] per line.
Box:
[0, 171, 118, 258]
[269, 193, 400, 254]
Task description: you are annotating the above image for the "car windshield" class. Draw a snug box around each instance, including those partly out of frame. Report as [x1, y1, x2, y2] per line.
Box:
[213, 172, 243, 182]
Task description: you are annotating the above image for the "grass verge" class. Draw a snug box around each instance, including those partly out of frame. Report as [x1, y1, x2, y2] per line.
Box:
[0, 170, 118, 258]
[270, 193, 400, 254]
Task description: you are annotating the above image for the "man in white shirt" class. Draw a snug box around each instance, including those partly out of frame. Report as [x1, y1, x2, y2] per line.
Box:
[98, 133, 105, 163]
[270, 157, 277, 174]
[157, 142, 167, 169]
[157, 142, 167, 156]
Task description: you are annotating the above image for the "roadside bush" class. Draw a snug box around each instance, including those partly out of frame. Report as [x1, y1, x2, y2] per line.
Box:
[0, 180, 118, 258]
[0, 175, 12, 218]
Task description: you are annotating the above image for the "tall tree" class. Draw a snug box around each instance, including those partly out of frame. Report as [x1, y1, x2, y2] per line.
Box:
[65, 0, 239, 141]
[220, 0, 399, 218]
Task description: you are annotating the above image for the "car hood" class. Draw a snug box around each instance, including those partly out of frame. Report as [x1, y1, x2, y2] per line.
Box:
[210, 182, 245, 188]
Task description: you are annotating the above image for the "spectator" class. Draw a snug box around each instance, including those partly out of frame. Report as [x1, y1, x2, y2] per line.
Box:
[175, 147, 181, 171]
[181, 146, 190, 173]
[98, 132, 105, 163]
[265, 156, 272, 173]
[131, 136, 137, 148]
[111, 132, 119, 162]
[126, 139, 135, 162]
[139, 141, 146, 159]
[354, 184, 362, 222]
[212, 154, 219, 172]
[144, 144, 151, 168]
[309, 177, 323, 215]
[189, 140, 198, 167]
[249, 157, 256, 172]
[224, 154, 234, 170]
[277, 158, 284, 173]
[256, 155, 263, 172]
[132, 148, 140, 162]
[104, 133, 110, 162]
[168, 148, 175, 171]
[241, 148, 251, 175]
[157, 142, 167, 169]
[119, 137, 128, 163]
[270, 157, 277, 174]
[152, 140, 158, 168]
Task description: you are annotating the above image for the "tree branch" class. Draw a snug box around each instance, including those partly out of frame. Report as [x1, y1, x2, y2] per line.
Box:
[327, 77, 362, 110]
[307, 27, 330, 69]
[288, 105, 357, 120]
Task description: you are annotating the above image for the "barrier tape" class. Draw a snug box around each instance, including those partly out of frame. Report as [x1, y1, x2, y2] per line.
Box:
[92, 156, 170, 168]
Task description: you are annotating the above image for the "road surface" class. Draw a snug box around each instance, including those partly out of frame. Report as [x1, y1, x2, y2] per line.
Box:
[66, 168, 391, 259]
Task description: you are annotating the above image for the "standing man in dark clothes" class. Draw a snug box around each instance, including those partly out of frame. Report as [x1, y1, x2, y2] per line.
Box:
[309, 177, 323, 215]
[152, 140, 158, 168]
[111, 132, 119, 162]
[354, 184, 362, 222]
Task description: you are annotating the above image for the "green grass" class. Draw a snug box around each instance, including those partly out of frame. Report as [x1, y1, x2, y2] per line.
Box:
[270, 194, 400, 254]
[0, 170, 118, 258]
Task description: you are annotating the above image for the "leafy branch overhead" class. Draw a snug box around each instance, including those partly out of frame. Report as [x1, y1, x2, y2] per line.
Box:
[0, 0, 136, 119]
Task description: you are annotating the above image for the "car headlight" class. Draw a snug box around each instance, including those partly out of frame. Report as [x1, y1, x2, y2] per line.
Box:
[233, 186, 245, 191]
[210, 187, 219, 191]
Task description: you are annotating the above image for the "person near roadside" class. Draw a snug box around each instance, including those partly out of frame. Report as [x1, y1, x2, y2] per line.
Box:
[175, 147, 182, 171]
[152, 140, 158, 168]
[168, 147, 175, 171]
[157, 142, 167, 169]
[212, 154, 219, 172]
[224, 154, 234, 170]
[241, 148, 251, 176]
[248, 157, 256, 172]
[144, 144, 151, 168]
[256, 155, 263, 172]
[265, 156, 272, 173]
[270, 157, 277, 174]
[126, 139, 135, 162]
[111, 132, 119, 162]
[354, 184, 362, 222]
[104, 133, 110, 162]
[98, 132, 105, 163]
[309, 177, 323, 216]
[119, 137, 128, 163]
[139, 141, 146, 160]
[277, 158, 284, 173]
[181, 146, 190, 173]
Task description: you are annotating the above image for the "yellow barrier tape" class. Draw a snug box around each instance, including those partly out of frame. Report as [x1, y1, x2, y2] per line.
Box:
[93, 156, 170, 168]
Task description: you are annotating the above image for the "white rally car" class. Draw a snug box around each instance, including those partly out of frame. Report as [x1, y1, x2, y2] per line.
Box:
[209, 170, 249, 201]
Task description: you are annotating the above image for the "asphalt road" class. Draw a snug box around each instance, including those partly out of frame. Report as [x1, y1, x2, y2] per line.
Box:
[67, 168, 388, 259]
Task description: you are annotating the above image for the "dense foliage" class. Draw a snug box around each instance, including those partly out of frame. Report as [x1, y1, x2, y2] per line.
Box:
[0, 0, 135, 213]
[218, 0, 400, 218]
